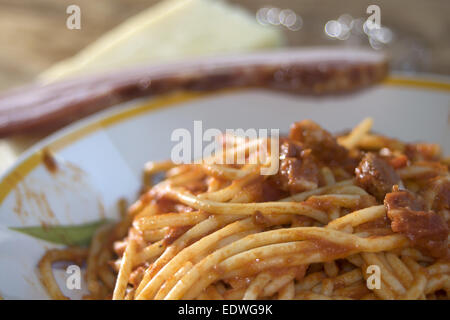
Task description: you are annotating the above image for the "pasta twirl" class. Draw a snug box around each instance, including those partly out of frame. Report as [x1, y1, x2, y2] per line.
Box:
[38, 118, 449, 300]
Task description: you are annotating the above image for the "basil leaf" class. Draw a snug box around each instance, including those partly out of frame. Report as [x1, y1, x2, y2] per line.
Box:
[9, 219, 111, 246]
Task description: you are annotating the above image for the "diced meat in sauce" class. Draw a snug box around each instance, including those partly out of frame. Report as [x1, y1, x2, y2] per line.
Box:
[384, 190, 448, 258]
[271, 140, 320, 194]
[384, 187, 425, 211]
[153, 197, 179, 213]
[261, 179, 287, 201]
[405, 143, 442, 162]
[232, 176, 287, 202]
[355, 153, 401, 201]
[378, 148, 409, 169]
[421, 176, 450, 212]
[289, 120, 356, 170]
[232, 177, 277, 203]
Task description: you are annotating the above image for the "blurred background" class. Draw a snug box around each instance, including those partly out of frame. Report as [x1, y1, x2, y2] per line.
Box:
[0, 0, 449, 92]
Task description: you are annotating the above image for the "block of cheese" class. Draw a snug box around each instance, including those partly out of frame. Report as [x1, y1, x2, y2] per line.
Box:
[40, 0, 285, 82]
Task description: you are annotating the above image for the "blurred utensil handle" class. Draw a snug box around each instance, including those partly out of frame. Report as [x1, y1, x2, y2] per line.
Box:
[0, 48, 388, 137]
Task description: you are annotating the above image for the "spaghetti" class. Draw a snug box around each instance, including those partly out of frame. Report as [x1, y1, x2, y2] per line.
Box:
[38, 118, 449, 300]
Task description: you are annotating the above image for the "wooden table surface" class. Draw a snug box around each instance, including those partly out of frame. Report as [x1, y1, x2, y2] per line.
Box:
[0, 0, 448, 172]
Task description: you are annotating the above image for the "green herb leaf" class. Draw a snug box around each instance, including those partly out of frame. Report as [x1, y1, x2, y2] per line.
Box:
[9, 219, 111, 247]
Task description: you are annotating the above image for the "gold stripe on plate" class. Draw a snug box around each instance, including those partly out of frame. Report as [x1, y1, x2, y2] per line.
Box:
[0, 91, 204, 204]
[384, 76, 450, 92]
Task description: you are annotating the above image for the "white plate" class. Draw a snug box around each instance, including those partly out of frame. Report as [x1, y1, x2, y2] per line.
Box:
[0, 75, 448, 299]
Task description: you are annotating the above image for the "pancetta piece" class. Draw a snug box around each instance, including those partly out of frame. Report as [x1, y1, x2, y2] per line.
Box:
[272, 140, 320, 194]
[355, 153, 401, 201]
[384, 189, 448, 258]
